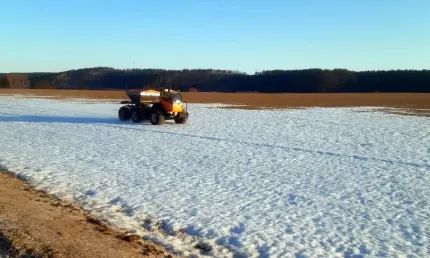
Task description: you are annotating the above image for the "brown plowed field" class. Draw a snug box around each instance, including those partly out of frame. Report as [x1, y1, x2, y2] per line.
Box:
[1, 89, 429, 110]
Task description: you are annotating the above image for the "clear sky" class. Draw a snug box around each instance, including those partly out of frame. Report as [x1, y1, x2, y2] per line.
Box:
[1, 0, 429, 74]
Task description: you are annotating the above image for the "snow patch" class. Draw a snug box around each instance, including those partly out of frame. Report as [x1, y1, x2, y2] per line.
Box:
[0, 96, 429, 257]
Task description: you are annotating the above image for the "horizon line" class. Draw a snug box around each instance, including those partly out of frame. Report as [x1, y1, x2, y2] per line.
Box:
[2, 66, 430, 75]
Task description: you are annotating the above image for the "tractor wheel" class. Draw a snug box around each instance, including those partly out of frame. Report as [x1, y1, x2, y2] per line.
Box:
[118, 106, 131, 121]
[174, 112, 189, 124]
[149, 110, 165, 125]
[140, 105, 152, 120]
[131, 110, 142, 123]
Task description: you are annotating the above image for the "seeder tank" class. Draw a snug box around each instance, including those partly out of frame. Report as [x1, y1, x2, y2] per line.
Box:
[126, 89, 161, 103]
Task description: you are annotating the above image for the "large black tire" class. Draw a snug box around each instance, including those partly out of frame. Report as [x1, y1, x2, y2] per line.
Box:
[118, 106, 131, 121]
[140, 105, 152, 120]
[174, 112, 189, 124]
[131, 110, 142, 123]
[149, 109, 165, 125]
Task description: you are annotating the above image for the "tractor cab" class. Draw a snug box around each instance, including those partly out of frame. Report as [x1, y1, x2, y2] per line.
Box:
[160, 89, 185, 113]
[172, 92, 182, 103]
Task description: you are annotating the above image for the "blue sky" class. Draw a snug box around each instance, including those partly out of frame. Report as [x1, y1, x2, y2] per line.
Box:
[1, 0, 429, 74]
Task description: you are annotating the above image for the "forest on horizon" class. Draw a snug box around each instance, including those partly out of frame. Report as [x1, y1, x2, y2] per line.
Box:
[1, 67, 429, 93]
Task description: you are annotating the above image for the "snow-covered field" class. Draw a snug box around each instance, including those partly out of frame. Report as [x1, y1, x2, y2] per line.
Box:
[0, 95, 429, 257]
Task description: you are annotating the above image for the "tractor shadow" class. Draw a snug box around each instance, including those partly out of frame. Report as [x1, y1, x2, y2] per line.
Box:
[0, 115, 124, 125]
[0, 114, 177, 126]
[1, 114, 428, 170]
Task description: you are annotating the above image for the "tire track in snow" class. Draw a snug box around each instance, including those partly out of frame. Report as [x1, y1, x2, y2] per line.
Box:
[101, 124, 430, 170]
[1, 110, 428, 170]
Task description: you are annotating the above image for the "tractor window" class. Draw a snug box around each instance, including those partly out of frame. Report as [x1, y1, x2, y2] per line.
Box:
[161, 92, 171, 100]
[172, 94, 182, 102]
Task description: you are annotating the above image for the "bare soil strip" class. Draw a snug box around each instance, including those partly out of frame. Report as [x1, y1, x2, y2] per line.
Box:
[0, 171, 176, 258]
[1, 89, 429, 110]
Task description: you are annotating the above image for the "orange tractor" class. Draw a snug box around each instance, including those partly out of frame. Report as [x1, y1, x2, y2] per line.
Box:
[118, 88, 189, 125]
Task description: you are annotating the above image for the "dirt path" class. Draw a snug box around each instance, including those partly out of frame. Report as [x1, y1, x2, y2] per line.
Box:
[0, 171, 175, 258]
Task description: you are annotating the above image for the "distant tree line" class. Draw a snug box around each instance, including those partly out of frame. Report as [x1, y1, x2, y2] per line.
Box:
[0, 67, 429, 92]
